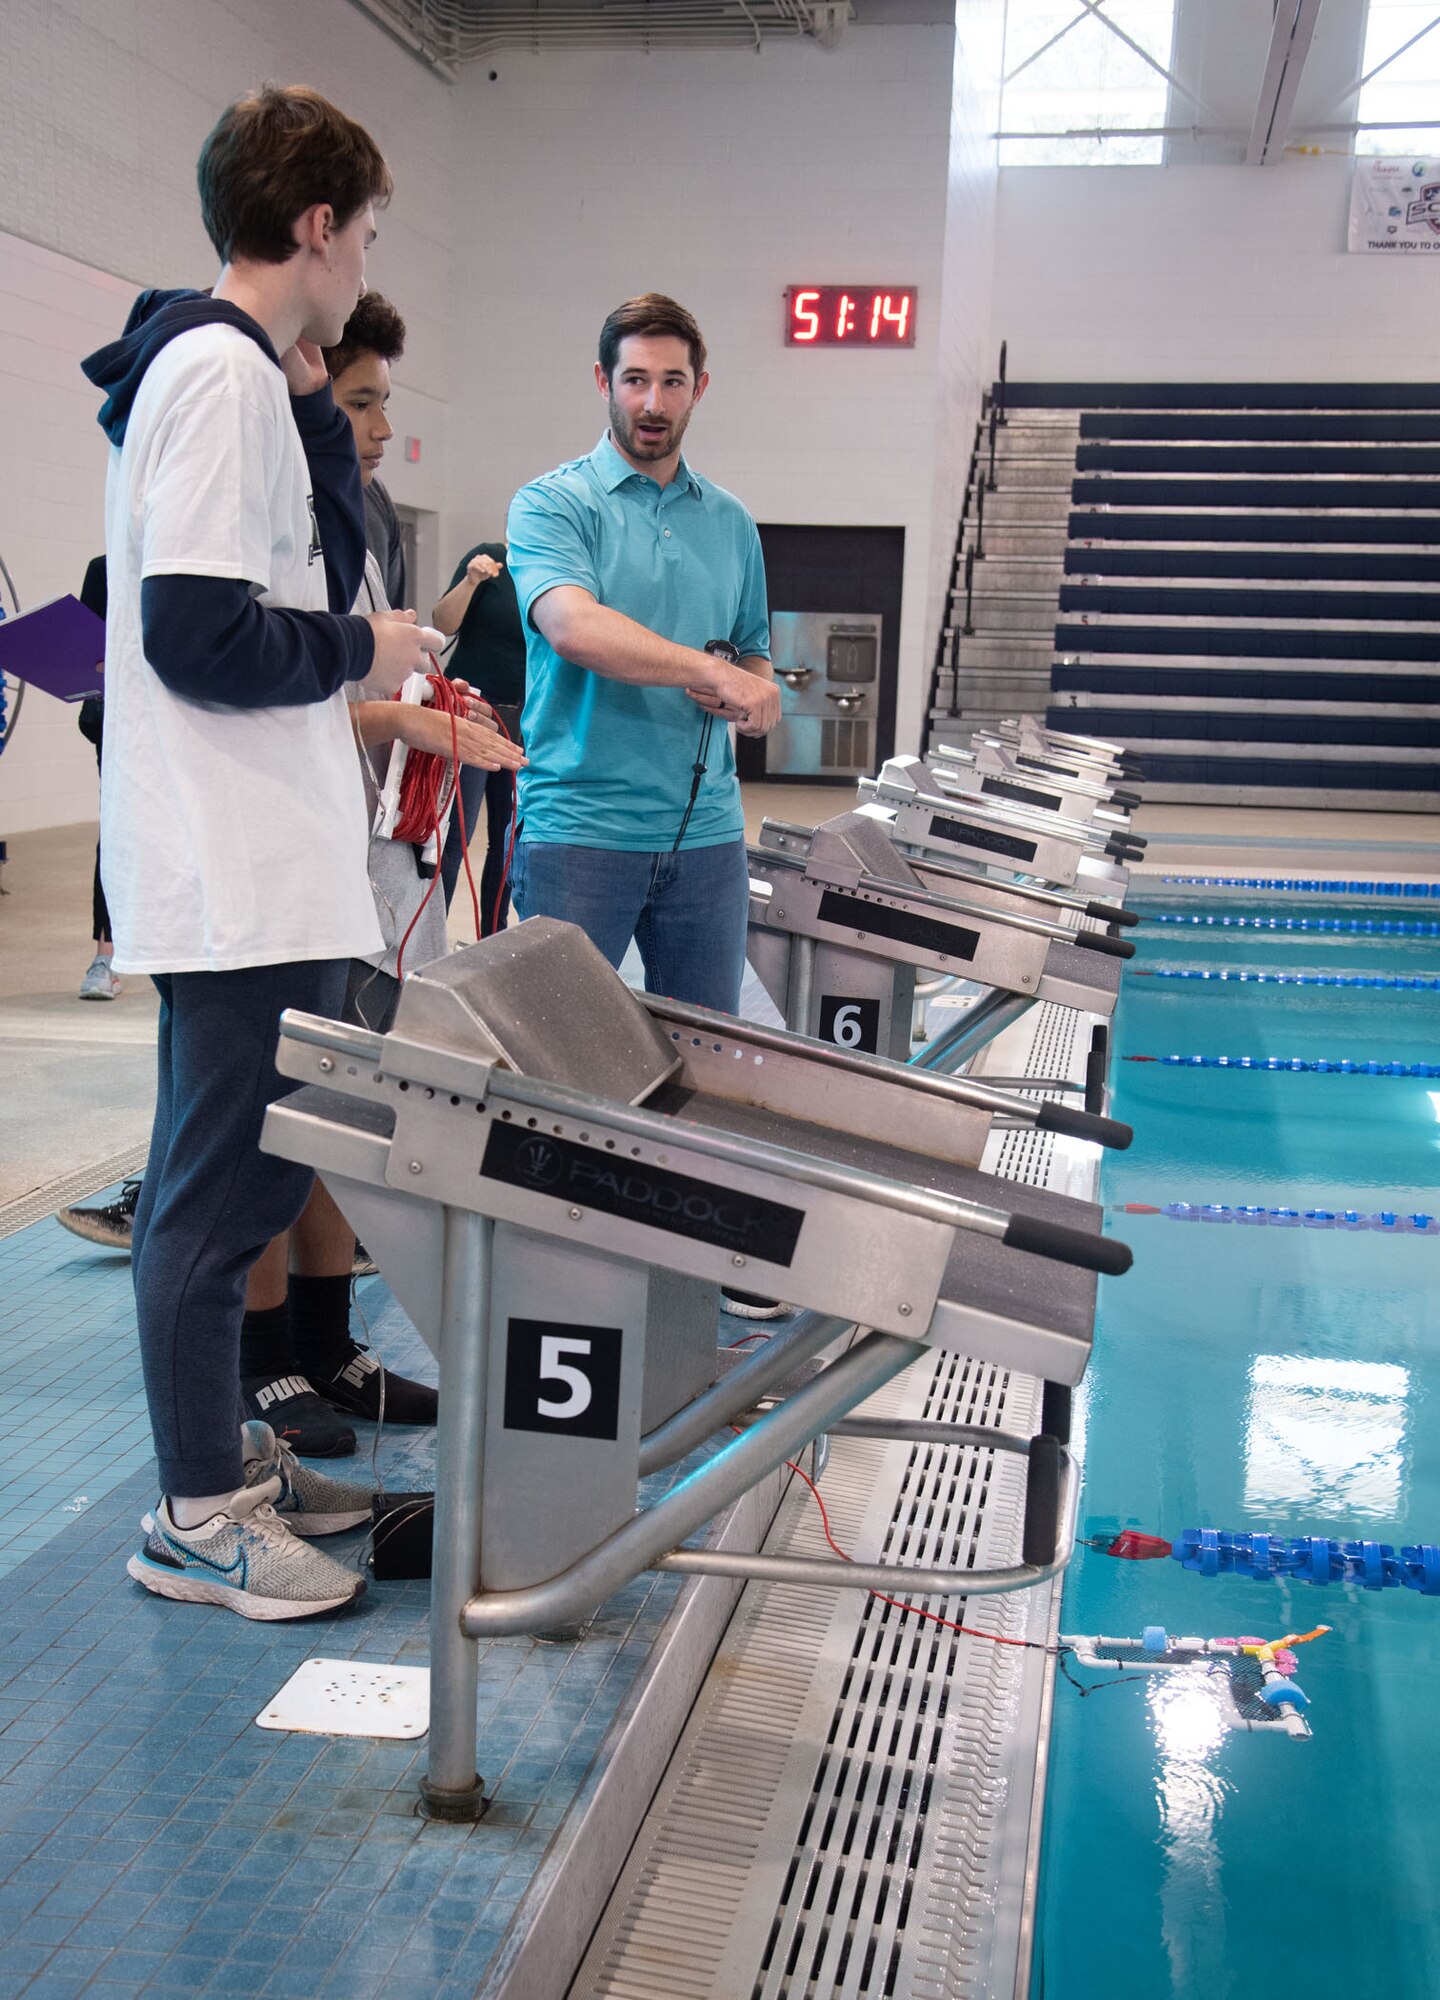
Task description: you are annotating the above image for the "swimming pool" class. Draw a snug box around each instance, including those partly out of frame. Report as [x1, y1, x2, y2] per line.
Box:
[1031, 880, 1440, 1999]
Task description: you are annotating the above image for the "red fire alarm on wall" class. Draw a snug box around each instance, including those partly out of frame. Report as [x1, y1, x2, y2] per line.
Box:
[404, 436, 421, 463]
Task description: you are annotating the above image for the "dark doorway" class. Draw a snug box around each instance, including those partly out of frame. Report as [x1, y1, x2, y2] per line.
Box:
[744, 525, 905, 781]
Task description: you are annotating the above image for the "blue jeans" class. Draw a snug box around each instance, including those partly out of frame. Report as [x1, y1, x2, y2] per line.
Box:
[133, 959, 347, 1497]
[511, 836, 750, 1013]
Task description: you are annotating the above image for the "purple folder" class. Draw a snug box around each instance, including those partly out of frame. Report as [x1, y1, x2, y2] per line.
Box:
[0, 594, 106, 701]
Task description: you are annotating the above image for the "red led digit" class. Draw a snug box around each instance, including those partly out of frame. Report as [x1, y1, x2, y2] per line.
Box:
[869, 294, 883, 339]
[836, 292, 856, 338]
[882, 293, 912, 341]
[792, 291, 820, 342]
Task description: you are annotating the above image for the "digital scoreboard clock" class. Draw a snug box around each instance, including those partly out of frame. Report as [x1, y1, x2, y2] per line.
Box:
[785, 286, 917, 347]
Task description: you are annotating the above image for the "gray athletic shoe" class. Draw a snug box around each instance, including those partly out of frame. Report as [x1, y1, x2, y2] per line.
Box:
[127, 1479, 364, 1621]
[78, 953, 120, 1000]
[241, 1420, 375, 1535]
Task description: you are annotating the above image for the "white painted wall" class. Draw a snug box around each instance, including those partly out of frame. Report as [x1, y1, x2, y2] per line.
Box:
[0, 0, 452, 837]
[991, 154, 1438, 383]
[444, 23, 989, 756]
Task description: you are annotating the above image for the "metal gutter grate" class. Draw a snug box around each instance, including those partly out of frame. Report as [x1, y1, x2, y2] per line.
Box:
[570, 1349, 1045, 2000]
[571, 998, 1095, 2000]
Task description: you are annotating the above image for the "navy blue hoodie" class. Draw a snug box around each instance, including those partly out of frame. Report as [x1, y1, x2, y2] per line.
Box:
[81, 288, 374, 706]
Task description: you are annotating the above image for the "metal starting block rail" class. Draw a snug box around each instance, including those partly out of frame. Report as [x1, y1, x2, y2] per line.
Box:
[971, 734, 1142, 811]
[931, 742, 1148, 850]
[861, 754, 1137, 893]
[990, 713, 1144, 785]
[748, 806, 1136, 1066]
[260, 919, 1131, 1820]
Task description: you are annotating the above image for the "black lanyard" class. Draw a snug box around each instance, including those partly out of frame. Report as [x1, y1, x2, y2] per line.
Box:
[672, 640, 739, 853]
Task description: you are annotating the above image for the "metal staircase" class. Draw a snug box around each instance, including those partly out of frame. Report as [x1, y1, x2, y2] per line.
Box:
[927, 355, 1077, 754]
[928, 367, 1440, 809]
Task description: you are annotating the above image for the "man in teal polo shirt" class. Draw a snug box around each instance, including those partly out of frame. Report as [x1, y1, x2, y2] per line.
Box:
[505, 293, 779, 1012]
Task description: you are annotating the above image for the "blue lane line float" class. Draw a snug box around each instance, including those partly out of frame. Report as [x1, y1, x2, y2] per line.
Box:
[1156, 877, 1439, 897]
[1123, 1054, 1440, 1076]
[1131, 968, 1440, 989]
[1175, 1528, 1440, 1595]
[1158, 1203, 1438, 1233]
[1147, 914, 1440, 934]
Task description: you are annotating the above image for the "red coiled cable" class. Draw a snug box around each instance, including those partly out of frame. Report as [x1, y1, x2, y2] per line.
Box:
[392, 667, 480, 976]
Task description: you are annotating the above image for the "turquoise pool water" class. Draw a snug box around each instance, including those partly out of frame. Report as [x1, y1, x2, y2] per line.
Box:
[1032, 888, 1440, 1999]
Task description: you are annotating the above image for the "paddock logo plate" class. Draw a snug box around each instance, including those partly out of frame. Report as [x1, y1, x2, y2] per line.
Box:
[816, 888, 981, 964]
[981, 775, 1062, 812]
[482, 1123, 805, 1265]
[932, 813, 1038, 864]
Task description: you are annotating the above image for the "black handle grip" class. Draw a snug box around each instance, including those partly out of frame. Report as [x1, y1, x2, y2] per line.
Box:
[1023, 1432, 1063, 1567]
[1120, 756, 1146, 778]
[1103, 837, 1132, 860]
[1111, 787, 1142, 810]
[1003, 1213, 1133, 1275]
[1086, 900, 1139, 926]
[1037, 1100, 1132, 1150]
[1040, 1380, 1073, 1447]
[1072, 927, 1136, 959]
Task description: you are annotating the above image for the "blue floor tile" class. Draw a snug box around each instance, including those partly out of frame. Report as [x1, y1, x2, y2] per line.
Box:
[0, 1216, 700, 1997]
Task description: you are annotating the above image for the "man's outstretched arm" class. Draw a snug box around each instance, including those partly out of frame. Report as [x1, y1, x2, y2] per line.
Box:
[531, 586, 780, 735]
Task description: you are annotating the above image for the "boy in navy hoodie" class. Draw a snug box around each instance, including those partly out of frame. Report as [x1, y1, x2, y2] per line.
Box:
[81, 85, 443, 1620]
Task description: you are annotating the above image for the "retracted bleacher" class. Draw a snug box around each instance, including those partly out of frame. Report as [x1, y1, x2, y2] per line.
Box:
[932, 381, 1440, 810]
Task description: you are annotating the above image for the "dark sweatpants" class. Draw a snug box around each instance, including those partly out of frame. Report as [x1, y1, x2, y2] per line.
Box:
[131, 958, 347, 1497]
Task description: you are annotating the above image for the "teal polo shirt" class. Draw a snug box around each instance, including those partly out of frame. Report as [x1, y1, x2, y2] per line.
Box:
[506, 432, 770, 851]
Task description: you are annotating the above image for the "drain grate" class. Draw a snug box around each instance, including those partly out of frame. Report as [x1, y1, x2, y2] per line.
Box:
[0, 1144, 148, 1243]
[570, 998, 1097, 2000]
[570, 1355, 1045, 2000]
[988, 1002, 1077, 1191]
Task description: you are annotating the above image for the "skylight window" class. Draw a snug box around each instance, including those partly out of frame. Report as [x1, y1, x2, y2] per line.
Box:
[1355, 3, 1440, 154]
[998, 1, 1178, 165]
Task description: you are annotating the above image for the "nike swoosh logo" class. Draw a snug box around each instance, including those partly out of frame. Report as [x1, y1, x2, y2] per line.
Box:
[162, 1533, 247, 1584]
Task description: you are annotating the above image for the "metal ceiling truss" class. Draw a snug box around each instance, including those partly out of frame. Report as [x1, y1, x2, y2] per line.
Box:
[348, 0, 856, 73]
[1246, 0, 1321, 166]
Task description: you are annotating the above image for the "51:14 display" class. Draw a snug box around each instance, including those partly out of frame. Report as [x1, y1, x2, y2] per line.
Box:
[786, 287, 917, 347]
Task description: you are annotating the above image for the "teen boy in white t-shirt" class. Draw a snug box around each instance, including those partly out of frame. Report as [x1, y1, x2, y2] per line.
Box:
[81, 85, 444, 1620]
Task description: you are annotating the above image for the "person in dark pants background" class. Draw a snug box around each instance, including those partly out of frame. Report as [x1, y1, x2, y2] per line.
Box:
[76, 554, 117, 1001]
[432, 543, 526, 931]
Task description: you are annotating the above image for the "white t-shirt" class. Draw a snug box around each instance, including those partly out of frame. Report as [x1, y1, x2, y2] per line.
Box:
[100, 323, 382, 973]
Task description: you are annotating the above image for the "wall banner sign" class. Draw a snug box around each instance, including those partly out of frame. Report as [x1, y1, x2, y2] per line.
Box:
[1348, 157, 1440, 254]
